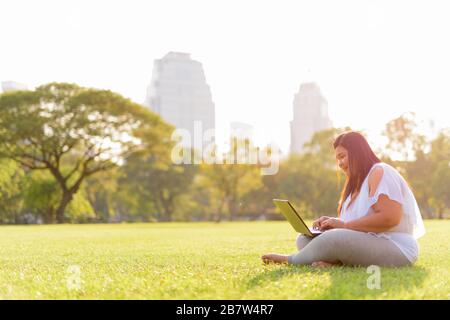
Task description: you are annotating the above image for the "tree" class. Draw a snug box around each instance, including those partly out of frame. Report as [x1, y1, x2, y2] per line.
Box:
[0, 158, 25, 223]
[120, 149, 198, 222]
[428, 130, 450, 219]
[403, 150, 435, 218]
[199, 138, 263, 222]
[430, 161, 450, 219]
[0, 82, 171, 223]
[83, 167, 120, 222]
[23, 169, 95, 223]
[382, 112, 428, 161]
[302, 127, 352, 169]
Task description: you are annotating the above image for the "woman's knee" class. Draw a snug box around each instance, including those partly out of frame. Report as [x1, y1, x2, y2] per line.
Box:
[319, 228, 358, 241]
[313, 228, 357, 251]
[296, 234, 312, 251]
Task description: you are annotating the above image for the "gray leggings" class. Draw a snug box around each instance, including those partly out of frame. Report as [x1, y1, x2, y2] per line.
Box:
[288, 229, 411, 267]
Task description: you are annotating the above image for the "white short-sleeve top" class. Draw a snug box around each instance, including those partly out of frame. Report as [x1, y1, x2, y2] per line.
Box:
[340, 162, 426, 263]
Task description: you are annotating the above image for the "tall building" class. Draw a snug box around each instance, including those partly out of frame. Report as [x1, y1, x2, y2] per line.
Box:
[290, 82, 332, 154]
[1, 81, 28, 93]
[144, 52, 215, 149]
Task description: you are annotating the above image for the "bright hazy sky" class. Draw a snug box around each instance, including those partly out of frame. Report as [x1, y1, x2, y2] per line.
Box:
[1, 0, 449, 155]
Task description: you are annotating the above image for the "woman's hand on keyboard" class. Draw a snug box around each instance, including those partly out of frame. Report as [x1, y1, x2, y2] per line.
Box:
[313, 216, 332, 230]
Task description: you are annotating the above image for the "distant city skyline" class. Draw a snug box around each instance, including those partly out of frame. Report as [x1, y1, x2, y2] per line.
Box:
[290, 82, 333, 154]
[144, 52, 215, 149]
[1, 0, 449, 155]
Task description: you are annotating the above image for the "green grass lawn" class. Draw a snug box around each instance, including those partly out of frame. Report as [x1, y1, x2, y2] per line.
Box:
[0, 220, 448, 299]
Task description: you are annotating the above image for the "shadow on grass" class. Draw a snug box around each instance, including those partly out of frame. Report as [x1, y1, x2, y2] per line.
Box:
[247, 264, 429, 299]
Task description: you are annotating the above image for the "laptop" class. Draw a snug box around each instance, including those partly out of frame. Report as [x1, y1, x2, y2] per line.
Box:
[273, 199, 322, 237]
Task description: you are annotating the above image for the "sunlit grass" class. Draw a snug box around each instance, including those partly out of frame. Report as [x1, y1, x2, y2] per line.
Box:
[0, 220, 448, 299]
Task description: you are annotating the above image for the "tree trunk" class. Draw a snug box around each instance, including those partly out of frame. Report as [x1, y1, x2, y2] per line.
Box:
[228, 196, 238, 221]
[215, 196, 226, 223]
[45, 207, 56, 224]
[55, 191, 74, 223]
[438, 206, 444, 219]
[162, 203, 173, 222]
[159, 191, 173, 222]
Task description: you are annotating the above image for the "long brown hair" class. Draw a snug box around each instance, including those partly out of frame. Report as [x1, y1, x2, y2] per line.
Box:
[334, 131, 381, 216]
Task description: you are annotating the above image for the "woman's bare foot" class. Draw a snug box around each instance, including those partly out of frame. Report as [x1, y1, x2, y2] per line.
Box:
[261, 253, 289, 264]
[311, 261, 342, 268]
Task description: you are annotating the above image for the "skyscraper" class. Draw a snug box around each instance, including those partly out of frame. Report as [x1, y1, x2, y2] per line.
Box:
[144, 52, 215, 149]
[290, 82, 332, 154]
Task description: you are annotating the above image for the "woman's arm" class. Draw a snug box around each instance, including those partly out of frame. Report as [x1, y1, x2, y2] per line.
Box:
[320, 194, 403, 232]
[344, 194, 402, 232]
[321, 167, 403, 233]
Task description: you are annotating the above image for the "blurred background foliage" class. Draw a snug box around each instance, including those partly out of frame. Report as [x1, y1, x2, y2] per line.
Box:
[0, 84, 448, 223]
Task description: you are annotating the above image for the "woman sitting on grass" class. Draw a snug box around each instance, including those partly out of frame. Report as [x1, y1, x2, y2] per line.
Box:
[262, 131, 426, 268]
